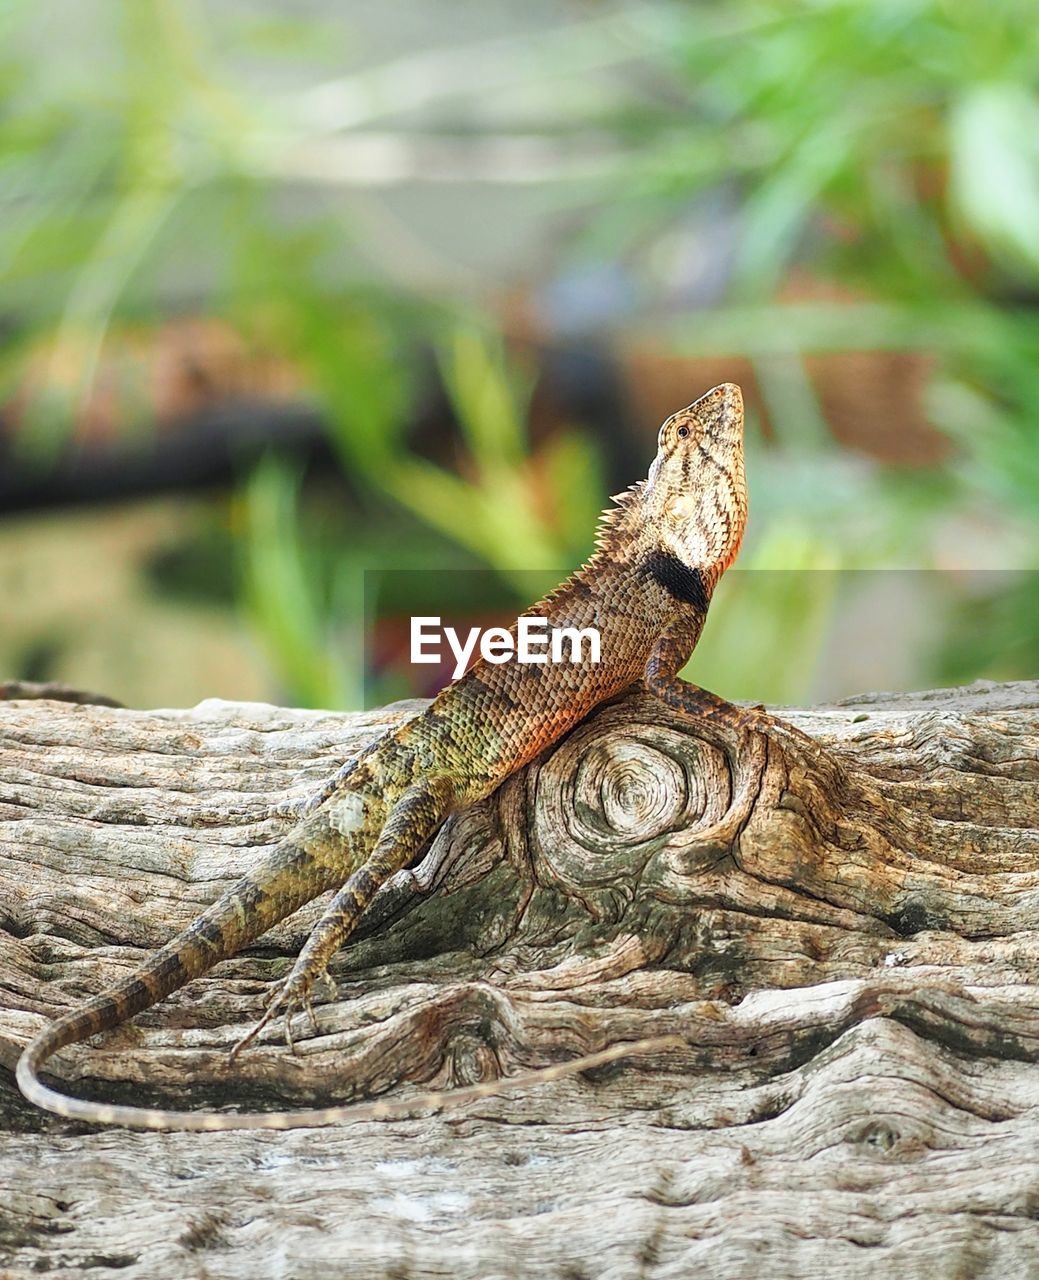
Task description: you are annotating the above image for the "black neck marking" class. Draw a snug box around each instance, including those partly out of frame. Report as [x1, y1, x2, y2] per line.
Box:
[642, 550, 710, 611]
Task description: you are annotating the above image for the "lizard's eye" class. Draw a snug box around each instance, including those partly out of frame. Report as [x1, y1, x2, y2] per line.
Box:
[677, 425, 689, 439]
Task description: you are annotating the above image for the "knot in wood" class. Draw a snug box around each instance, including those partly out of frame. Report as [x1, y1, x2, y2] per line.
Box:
[526, 715, 733, 895]
[579, 739, 687, 841]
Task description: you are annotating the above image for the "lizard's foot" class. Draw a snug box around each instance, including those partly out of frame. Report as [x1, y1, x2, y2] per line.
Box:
[732, 701, 775, 731]
[269, 758, 358, 820]
[708, 698, 819, 752]
[649, 678, 811, 744]
[227, 967, 335, 1064]
[733, 700, 821, 749]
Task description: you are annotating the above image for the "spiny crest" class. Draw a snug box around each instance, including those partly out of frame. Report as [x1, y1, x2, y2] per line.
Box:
[534, 481, 647, 612]
[591, 480, 646, 555]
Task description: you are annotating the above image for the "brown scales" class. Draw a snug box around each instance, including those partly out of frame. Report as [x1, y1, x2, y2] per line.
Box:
[16, 382, 750, 1129]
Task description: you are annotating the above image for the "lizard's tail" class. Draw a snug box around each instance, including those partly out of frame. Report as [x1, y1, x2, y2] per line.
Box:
[20, 976, 683, 1131]
[16, 837, 334, 1125]
[16, 831, 686, 1133]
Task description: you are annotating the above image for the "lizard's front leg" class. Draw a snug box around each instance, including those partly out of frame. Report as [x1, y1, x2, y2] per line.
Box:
[233, 778, 453, 1059]
[642, 624, 819, 758]
[643, 626, 773, 731]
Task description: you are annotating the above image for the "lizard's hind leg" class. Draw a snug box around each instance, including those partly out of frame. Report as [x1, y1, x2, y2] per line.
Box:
[232, 778, 454, 1059]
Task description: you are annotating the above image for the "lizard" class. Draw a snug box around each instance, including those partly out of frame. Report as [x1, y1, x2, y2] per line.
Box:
[15, 381, 750, 1130]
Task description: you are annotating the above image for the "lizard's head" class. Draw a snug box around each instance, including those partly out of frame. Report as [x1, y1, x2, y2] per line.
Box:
[645, 382, 747, 582]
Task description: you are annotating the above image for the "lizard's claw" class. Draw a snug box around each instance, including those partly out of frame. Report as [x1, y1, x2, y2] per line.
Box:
[269, 757, 358, 821]
[227, 1001, 278, 1065]
[227, 968, 331, 1065]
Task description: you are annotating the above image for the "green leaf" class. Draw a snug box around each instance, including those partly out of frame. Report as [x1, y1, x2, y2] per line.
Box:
[949, 83, 1039, 279]
[237, 456, 348, 708]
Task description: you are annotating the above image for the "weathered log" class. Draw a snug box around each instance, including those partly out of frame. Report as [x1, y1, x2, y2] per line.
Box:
[1, 680, 1038, 1278]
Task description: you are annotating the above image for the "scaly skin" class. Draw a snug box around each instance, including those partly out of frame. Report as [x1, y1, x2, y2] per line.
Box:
[16, 382, 748, 1129]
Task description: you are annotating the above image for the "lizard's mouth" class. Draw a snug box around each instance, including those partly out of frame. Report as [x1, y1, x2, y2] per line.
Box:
[703, 382, 744, 440]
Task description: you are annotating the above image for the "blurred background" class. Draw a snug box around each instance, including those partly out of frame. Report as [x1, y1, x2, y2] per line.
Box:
[2, 0, 1037, 711]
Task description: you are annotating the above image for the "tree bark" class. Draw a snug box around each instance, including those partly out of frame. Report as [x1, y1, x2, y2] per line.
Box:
[1, 680, 1038, 1279]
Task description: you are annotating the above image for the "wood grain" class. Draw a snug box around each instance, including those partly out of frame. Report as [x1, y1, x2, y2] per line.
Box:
[1, 681, 1038, 1278]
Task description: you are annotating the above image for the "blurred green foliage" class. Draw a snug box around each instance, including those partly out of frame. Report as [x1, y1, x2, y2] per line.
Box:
[2, 1, 1038, 706]
[235, 323, 600, 705]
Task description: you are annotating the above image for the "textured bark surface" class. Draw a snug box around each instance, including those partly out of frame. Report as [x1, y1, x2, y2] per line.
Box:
[1, 680, 1038, 1279]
